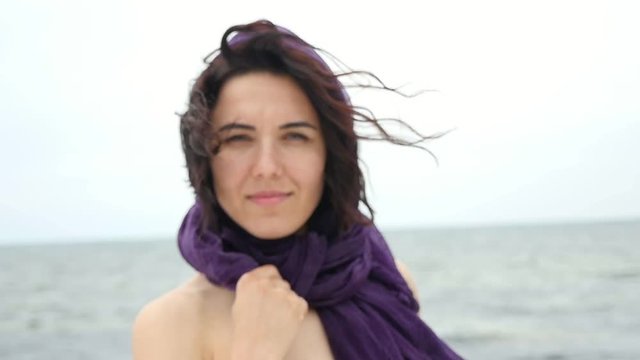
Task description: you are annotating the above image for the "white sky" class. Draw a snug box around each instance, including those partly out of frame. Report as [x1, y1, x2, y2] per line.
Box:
[1, 0, 639, 243]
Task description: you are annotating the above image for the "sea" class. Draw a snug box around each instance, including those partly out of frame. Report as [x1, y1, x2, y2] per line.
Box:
[1, 220, 638, 360]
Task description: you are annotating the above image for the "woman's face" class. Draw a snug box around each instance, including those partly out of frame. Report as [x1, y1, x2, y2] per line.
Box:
[210, 72, 326, 239]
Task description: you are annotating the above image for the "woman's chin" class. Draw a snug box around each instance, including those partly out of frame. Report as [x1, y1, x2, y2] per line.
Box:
[244, 222, 305, 240]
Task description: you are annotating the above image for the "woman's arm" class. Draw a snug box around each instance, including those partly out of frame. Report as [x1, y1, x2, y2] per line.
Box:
[132, 266, 306, 360]
[132, 291, 204, 360]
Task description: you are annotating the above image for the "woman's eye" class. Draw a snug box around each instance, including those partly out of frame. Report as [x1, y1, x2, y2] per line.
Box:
[284, 132, 309, 141]
[223, 134, 251, 143]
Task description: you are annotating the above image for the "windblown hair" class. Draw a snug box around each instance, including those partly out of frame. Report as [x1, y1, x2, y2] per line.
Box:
[179, 20, 440, 234]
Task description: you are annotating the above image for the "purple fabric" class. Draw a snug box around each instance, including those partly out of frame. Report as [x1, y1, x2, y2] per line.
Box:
[178, 202, 463, 359]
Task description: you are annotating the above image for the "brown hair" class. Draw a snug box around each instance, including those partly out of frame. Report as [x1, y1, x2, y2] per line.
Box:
[179, 20, 440, 234]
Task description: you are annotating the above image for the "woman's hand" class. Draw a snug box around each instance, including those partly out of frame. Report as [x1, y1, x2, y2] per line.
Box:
[230, 264, 308, 360]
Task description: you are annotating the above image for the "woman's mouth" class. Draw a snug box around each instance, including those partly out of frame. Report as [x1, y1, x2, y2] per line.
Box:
[247, 191, 292, 206]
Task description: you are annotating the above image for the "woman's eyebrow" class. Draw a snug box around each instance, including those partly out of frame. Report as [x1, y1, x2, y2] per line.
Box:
[279, 121, 318, 130]
[216, 121, 317, 132]
[216, 122, 255, 132]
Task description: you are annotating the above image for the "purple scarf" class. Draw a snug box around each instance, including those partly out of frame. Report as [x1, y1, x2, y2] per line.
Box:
[178, 202, 463, 359]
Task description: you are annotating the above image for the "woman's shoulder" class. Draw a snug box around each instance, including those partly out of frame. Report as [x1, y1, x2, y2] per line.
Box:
[132, 273, 228, 359]
[135, 273, 211, 317]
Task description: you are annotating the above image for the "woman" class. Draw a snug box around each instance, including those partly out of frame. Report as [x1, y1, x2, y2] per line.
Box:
[133, 20, 463, 360]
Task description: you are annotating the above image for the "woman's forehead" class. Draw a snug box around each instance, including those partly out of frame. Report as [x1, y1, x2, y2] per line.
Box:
[212, 72, 320, 128]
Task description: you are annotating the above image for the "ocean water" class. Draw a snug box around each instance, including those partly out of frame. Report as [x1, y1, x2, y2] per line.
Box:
[1, 221, 639, 359]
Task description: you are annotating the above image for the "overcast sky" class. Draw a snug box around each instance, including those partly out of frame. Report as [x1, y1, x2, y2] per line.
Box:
[1, 0, 639, 244]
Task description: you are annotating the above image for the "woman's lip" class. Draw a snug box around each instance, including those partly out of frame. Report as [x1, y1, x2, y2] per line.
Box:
[247, 191, 292, 205]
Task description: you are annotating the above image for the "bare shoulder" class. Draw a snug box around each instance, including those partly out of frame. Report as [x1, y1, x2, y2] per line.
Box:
[132, 273, 218, 360]
[395, 259, 420, 303]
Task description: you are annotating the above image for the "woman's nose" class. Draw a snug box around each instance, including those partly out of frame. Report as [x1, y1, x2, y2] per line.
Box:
[251, 141, 283, 178]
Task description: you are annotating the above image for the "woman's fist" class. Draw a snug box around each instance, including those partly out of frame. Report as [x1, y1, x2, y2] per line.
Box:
[230, 265, 308, 360]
